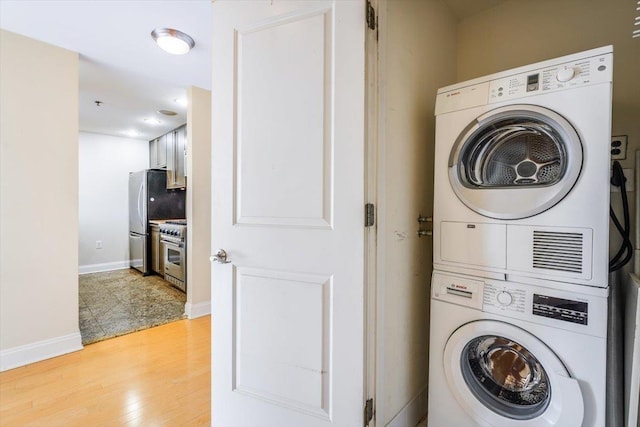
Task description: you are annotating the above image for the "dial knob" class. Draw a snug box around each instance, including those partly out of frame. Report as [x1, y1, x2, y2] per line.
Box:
[556, 66, 576, 82]
[497, 291, 513, 306]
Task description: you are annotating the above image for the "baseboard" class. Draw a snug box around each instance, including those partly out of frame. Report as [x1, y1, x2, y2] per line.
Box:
[386, 386, 428, 427]
[0, 332, 83, 372]
[185, 300, 211, 319]
[79, 261, 129, 274]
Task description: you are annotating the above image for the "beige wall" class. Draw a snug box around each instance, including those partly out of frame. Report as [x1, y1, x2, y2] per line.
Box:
[0, 30, 80, 367]
[186, 86, 212, 317]
[457, 0, 640, 167]
[378, 1, 457, 424]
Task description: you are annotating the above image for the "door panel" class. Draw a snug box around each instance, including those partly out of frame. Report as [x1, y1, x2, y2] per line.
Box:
[211, 1, 365, 426]
[234, 267, 331, 418]
[235, 8, 332, 228]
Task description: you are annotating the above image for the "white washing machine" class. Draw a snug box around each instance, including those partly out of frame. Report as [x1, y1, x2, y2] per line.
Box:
[433, 46, 613, 288]
[428, 271, 608, 426]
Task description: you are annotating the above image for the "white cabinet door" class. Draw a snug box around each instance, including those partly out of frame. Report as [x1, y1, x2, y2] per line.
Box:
[211, 1, 366, 426]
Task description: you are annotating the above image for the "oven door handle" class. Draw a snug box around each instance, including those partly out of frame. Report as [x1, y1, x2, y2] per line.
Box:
[161, 239, 184, 248]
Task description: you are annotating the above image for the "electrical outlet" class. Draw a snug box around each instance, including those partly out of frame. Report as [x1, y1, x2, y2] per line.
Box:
[611, 135, 628, 160]
[96, 240, 103, 249]
[610, 168, 634, 192]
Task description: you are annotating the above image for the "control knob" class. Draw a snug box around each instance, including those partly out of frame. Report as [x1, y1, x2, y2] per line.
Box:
[497, 291, 513, 306]
[556, 66, 576, 82]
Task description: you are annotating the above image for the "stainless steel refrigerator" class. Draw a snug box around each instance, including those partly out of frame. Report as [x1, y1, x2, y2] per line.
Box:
[129, 169, 185, 274]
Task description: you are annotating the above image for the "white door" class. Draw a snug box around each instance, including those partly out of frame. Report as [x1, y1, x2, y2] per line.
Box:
[211, 1, 366, 426]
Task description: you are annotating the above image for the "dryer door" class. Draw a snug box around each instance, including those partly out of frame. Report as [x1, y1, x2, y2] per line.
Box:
[443, 320, 584, 427]
[449, 105, 582, 220]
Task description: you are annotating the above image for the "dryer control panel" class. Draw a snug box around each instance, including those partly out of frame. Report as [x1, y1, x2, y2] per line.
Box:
[435, 46, 613, 115]
[488, 52, 613, 103]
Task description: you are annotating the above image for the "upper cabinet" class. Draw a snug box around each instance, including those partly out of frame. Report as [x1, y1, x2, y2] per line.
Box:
[149, 134, 168, 169]
[149, 124, 187, 189]
[167, 124, 187, 189]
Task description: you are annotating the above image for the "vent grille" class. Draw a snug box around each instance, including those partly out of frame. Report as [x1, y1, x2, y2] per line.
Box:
[533, 231, 583, 273]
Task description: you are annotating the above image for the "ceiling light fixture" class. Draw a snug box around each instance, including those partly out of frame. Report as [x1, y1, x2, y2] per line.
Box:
[158, 109, 178, 116]
[151, 28, 195, 55]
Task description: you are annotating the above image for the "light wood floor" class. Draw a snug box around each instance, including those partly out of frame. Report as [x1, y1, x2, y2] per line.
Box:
[0, 316, 210, 426]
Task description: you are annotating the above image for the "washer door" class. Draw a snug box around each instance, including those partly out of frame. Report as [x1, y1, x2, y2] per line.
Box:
[449, 105, 582, 219]
[443, 320, 584, 427]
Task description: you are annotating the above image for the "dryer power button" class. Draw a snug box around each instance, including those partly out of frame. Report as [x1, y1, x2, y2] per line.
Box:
[497, 291, 513, 306]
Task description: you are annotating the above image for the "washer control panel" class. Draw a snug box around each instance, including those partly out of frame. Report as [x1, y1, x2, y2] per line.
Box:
[431, 271, 607, 337]
[488, 51, 612, 103]
[480, 278, 604, 336]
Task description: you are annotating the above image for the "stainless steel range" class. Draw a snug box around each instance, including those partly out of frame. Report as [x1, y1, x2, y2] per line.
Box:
[159, 220, 186, 292]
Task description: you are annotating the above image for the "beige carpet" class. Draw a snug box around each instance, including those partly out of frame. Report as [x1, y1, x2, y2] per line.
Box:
[79, 269, 186, 345]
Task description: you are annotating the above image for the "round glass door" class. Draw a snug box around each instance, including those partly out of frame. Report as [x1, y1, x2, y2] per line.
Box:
[461, 335, 551, 420]
[443, 320, 585, 427]
[459, 119, 567, 188]
[449, 105, 582, 219]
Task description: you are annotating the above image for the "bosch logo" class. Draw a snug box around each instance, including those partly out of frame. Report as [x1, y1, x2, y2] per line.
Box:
[446, 91, 461, 97]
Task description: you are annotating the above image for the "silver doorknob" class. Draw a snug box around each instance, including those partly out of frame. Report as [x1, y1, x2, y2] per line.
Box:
[211, 249, 231, 264]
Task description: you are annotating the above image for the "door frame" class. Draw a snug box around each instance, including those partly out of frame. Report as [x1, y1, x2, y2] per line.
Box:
[365, 0, 380, 425]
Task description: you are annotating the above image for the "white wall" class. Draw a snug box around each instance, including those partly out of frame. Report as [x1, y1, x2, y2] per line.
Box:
[186, 86, 212, 318]
[0, 30, 81, 370]
[378, 1, 457, 425]
[78, 132, 149, 273]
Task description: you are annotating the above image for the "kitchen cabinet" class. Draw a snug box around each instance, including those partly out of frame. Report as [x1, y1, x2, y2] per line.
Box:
[150, 224, 164, 276]
[149, 124, 186, 188]
[167, 124, 187, 189]
[149, 134, 167, 169]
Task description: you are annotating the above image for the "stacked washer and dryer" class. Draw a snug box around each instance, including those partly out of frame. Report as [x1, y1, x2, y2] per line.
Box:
[428, 46, 614, 426]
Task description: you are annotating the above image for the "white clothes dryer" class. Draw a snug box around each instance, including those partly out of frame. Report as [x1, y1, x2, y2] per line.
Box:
[428, 271, 608, 427]
[433, 46, 613, 288]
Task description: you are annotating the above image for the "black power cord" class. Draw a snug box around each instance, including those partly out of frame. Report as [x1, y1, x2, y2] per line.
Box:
[609, 160, 634, 272]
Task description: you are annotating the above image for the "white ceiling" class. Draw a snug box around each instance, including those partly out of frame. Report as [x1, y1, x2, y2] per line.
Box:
[0, 0, 503, 142]
[0, 0, 212, 141]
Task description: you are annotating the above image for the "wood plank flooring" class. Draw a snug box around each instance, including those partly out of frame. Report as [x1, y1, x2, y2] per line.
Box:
[0, 316, 210, 426]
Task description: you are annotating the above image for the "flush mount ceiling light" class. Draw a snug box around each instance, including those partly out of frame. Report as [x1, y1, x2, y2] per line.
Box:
[158, 109, 178, 116]
[151, 28, 195, 55]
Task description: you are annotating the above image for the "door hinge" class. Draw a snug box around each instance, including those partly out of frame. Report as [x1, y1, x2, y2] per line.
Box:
[364, 398, 374, 426]
[366, 0, 377, 31]
[365, 203, 375, 227]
